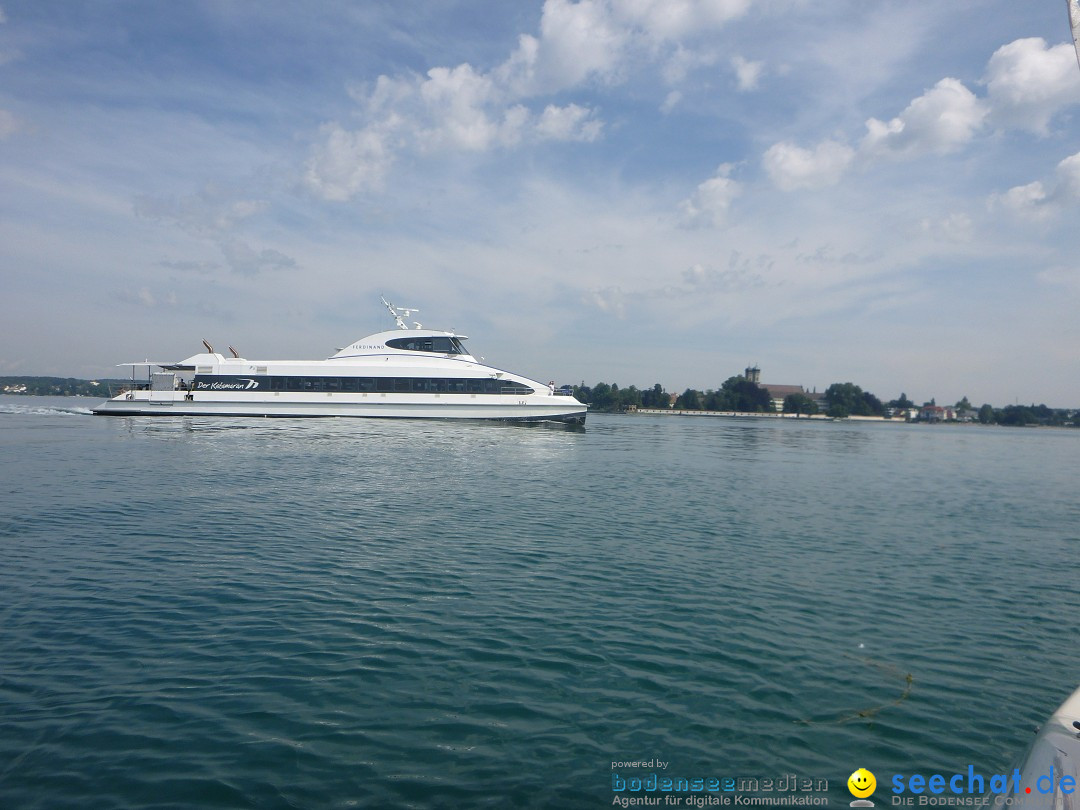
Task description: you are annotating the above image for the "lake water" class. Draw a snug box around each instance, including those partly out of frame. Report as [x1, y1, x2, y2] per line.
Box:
[1, 395, 1077, 809]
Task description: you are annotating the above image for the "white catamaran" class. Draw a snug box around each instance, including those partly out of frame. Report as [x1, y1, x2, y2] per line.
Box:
[92, 298, 588, 424]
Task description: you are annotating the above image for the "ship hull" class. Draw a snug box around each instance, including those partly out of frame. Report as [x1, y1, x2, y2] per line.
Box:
[92, 392, 587, 423]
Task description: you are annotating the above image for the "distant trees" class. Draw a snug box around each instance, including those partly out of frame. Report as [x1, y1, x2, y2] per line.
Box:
[823, 382, 884, 418]
[559, 378, 1080, 427]
[715, 375, 773, 412]
[674, 388, 703, 410]
[577, 375, 775, 413]
[996, 404, 1065, 427]
[0, 376, 128, 397]
[574, 382, 651, 412]
[783, 393, 819, 415]
[888, 392, 914, 410]
[640, 383, 669, 409]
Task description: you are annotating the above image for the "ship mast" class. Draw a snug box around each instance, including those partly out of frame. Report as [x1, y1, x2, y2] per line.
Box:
[1070, 0, 1080, 72]
[381, 296, 421, 330]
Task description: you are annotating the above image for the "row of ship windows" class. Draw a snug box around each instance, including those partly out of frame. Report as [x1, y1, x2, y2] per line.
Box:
[261, 376, 535, 394]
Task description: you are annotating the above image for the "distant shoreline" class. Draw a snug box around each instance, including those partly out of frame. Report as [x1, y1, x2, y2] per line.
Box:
[623, 408, 1080, 428]
[631, 408, 835, 420]
[3, 379, 1077, 429]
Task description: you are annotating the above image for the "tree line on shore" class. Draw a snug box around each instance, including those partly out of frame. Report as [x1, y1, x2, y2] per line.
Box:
[572, 377, 1078, 427]
[0, 376, 128, 397]
[1, 375, 1073, 427]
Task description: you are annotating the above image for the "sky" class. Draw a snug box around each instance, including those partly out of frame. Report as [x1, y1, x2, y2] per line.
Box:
[2, 1, 1080, 406]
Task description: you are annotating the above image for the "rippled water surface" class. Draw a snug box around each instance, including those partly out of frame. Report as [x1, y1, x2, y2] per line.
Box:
[1, 396, 1078, 809]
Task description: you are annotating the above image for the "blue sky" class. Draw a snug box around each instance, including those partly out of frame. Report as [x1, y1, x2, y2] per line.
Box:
[2, 1, 1080, 405]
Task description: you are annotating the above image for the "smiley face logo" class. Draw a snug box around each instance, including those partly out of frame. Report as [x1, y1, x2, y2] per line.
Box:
[848, 768, 876, 799]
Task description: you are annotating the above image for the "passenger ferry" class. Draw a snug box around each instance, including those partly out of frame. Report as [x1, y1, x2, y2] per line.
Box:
[92, 299, 587, 424]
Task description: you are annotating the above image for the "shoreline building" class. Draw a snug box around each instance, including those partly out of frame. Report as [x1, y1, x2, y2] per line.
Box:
[744, 366, 824, 413]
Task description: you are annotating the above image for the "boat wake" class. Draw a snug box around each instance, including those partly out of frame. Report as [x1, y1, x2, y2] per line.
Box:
[0, 402, 94, 417]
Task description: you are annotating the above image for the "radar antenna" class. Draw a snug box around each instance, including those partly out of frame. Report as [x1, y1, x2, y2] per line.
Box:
[1070, 0, 1080, 72]
[381, 296, 421, 330]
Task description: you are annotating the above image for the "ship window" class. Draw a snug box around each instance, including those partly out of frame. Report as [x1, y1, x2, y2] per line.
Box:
[377, 377, 394, 392]
[386, 336, 465, 354]
[448, 379, 466, 393]
[358, 378, 376, 392]
[501, 382, 533, 395]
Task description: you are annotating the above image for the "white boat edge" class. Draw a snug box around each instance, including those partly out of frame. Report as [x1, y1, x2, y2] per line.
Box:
[998, 684, 1080, 807]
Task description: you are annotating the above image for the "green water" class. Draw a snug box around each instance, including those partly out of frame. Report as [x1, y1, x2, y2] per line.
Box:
[1, 397, 1077, 808]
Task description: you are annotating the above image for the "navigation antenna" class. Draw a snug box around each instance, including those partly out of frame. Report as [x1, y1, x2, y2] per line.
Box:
[1070, 0, 1080, 72]
[381, 296, 421, 330]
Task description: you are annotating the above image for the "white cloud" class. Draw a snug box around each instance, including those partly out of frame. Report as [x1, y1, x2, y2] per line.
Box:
[218, 238, 297, 276]
[304, 122, 396, 200]
[135, 187, 296, 275]
[731, 55, 764, 91]
[991, 181, 1050, 218]
[536, 103, 603, 141]
[861, 78, 987, 158]
[304, 0, 759, 201]
[762, 140, 854, 191]
[1037, 265, 1080, 291]
[991, 149, 1080, 219]
[614, 0, 752, 40]
[0, 109, 19, 138]
[984, 37, 1080, 134]
[123, 287, 178, 309]
[135, 188, 268, 237]
[761, 35, 1078, 192]
[660, 90, 682, 114]
[416, 63, 511, 151]
[529, 0, 630, 91]
[588, 285, 627, 318]
[919, 212, 974, 243]
[510, 0, 751, 92]
[305, 74, 604, 200]
[308, 15, 624, 201]
[681, 261, 766, 292]
[679, 164, 742, 226]
[661, 45, 720, 84]
[1056, 151, 1080, 199]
